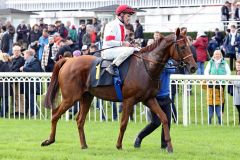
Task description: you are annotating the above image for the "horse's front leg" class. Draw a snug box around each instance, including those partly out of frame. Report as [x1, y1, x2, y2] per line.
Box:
[145, 98, 173, 153]
[76, 94, 93, 149]
[116, 100, 135, 150]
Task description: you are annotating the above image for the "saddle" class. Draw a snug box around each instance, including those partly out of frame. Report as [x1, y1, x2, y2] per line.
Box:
[90, 57, 131, 88]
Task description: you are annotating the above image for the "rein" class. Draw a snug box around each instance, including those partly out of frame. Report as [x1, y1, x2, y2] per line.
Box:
[133, 52, 165, 82]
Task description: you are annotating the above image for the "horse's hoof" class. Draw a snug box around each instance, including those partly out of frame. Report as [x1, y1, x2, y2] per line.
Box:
[41, 139, 55, 146]
[116, 145, 122, 150]
[166, 146, 173, 153]
[81, 145, 88, 149]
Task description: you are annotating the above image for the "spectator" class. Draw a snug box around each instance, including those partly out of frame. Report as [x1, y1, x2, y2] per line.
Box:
[233, 59, 240, 125]
[81, 45, 90, 55]
[38, 29, 49, 61]
[54, 39, 72, 61]
[90, 44, 100, 56]
[38, 18, 47, 32]
[66, 37, 78, 52]
[6, 21, 15, 55]
[54, 20, 61, 34]
[204, 50, 231, 124]
[134, 19, 144, 39]
[214, 28, 224, 47]
[19, 49, 42, 117]
[16, 21, 29, 45]
[153, 31, 161, 41]
[48, 24, 56, 36]
[1, 26, 10, 54]
[223, 25, 240, 71]
[10, 45, 25, 116]
[187, 36, 197, 62]
[63, 51, 72, 58]
[41, 36, 58, 72]
[134, 59, 176, 149]
[59, 23, 68, 39]
[73, 50, 81, 57]
[29, 24, 42, 53]
[82, 25, 100, 47]
[92, 17, 102, 36]
[65, 21, 71, 32]
[125, 23, 134, 34]
[221, 1, 231, 31]
[78, 24, 86, 50]
[0, 52, 12, 117]
[53, 32, 62, 46]
[234, 2, 240, 28]
[193, 31, 208, 75]
[207, 36, 219, 57]
[69, 25, 78, 42]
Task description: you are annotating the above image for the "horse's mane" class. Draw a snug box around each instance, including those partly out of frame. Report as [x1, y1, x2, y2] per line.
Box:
[139, 36, 164, 53]
[139, 34, 176, 53]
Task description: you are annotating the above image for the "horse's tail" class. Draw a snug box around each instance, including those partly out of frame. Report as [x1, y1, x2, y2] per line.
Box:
[44, 59, 67, 109]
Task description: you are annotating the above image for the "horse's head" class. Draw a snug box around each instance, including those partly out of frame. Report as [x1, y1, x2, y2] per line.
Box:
[170, 28, 197, 74]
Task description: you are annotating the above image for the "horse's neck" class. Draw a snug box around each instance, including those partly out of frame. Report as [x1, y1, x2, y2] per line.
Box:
[142, 39, 172, 79]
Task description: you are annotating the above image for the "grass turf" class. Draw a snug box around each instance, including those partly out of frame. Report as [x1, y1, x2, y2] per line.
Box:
[0, 119, 240, 160]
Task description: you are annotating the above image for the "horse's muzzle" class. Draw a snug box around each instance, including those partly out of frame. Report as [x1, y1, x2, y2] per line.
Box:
[190, 66, 197, 74]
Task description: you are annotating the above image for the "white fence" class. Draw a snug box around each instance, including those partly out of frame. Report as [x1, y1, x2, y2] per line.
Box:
[0, 73, 240, 126]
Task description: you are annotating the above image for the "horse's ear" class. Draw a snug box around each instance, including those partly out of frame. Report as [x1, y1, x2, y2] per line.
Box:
[176, 28, 180, 37]
[181, 29, 187, 36]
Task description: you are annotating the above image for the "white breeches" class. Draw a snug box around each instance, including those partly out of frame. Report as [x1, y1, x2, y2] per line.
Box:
[101, 47, 138, 66]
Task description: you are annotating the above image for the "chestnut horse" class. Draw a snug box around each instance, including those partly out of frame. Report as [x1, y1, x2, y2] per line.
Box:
[41, 28, 197, 153]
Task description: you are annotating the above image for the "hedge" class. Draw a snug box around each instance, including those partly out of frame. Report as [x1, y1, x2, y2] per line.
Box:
[143, 31, 225, 40]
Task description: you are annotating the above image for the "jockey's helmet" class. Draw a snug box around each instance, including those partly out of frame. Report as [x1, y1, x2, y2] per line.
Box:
[115, 5, 135, 16]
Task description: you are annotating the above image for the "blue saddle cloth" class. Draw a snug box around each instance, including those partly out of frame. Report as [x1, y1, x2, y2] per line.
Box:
[90, 57, 131, 87]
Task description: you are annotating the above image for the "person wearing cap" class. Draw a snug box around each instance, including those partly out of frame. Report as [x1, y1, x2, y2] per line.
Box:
[81, 45, 90, 55]
[192, 31, 209, 75]
[101, 5, 137, 76]
[73, 50, 81, 57]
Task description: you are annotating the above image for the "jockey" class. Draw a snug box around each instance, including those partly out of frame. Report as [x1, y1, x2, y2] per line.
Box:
[102, 5, 137, 75]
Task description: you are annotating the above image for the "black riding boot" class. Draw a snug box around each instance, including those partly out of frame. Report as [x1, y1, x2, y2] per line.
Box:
[134, 123, 159, 148]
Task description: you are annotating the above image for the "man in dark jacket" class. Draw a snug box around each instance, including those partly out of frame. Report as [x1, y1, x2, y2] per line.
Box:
[20, 49, 42, 117]
[134, 19, 144, 39]
[1, 26, 10, 54]
[221, 1, 231, 31]
[6, 21, 15, 55]
[28, 24, 42, 53]
[0, 53, 12, 117]
[78, 24, 86, 50]
[10, 45, 25, 116]
[16, 21, 29, 43]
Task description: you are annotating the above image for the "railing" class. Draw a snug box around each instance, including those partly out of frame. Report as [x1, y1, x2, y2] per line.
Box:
[5, 0, 225, 11]
[0, 73, 240, 126]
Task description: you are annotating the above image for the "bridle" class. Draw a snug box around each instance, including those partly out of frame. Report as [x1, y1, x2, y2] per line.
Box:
[133, 36, 193, 80]
[173, 37, 193, 69]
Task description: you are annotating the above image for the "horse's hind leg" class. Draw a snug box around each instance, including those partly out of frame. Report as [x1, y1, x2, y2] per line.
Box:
[145, 98, 173, 153]
[116, 100, 135, 150]
[76, 93, 93, 149]
[41, 99, 74, 146]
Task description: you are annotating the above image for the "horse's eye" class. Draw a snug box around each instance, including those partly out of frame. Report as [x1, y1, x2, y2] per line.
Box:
[181, 46, 186, 50]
